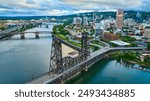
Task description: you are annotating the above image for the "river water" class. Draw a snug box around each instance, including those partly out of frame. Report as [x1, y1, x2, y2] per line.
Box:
[0, 24, 52, 84]
[67, 59, 150, 84]
[0, 24, 150, 84]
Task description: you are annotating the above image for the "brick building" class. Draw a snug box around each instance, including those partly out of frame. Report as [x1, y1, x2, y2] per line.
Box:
[104, 33, 120, 41]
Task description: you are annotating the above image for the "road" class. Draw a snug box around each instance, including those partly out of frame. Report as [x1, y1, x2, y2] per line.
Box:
[0, 26, 22, 39]
[0, 26, 22, 35]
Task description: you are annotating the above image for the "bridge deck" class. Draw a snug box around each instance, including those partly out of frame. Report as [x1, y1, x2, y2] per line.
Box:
[26, 48, 109, 84]
[27, 73, 55, 84]
[26, 47, 146, 84]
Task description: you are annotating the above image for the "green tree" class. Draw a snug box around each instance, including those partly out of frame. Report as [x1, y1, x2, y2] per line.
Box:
[121, 36, 136, 42]
[147, 42, 150, 50]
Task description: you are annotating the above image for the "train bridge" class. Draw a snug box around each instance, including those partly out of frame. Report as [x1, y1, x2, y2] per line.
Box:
[26, 32, 146, 84]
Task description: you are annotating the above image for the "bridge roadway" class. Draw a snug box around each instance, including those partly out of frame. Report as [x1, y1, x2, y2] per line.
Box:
[26, 46, 146, 84]
[0, 26, 22, 34]
[22, 31, 52, 34]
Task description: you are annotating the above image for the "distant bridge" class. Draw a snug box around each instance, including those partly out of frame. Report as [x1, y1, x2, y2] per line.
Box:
[0, 22, 41, 40]
[0, 21, 58, 40]
[18, 30, 52, 39]
[0, 30, 52, 39]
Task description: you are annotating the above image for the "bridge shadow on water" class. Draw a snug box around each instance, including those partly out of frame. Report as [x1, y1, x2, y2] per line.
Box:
[65, 59, 109, 84]
[66, 57, 150, 84]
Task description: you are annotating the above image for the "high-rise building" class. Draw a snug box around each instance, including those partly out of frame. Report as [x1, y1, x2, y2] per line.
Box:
[82, 15, 88, 26]
[73, 17, 82, 27]
[116, 9, 124, 29]
[144, 26, 150, 42]
[136, 12, 142, 23]
[93, 11, 97, 21]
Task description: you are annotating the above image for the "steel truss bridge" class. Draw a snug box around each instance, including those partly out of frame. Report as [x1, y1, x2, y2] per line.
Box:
[27, 32, 146, 84]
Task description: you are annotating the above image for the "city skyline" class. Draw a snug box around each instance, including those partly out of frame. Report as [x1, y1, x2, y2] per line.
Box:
[0, 0, 150, 16]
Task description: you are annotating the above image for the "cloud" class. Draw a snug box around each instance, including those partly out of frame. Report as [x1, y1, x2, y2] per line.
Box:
[0, 0, 149, 16]
[60, 0, 142, 10]
[0, 0, 78, 16]
[26, 0, 35, 4]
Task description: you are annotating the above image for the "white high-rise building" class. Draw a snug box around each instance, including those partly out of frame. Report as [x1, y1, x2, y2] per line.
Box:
[82, 16, 88, 26]
[73, 17, 82, 25]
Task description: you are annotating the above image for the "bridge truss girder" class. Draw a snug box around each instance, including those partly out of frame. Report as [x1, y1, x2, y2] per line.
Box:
[49, 35, 63, 74]
[49, 32, 90, 76]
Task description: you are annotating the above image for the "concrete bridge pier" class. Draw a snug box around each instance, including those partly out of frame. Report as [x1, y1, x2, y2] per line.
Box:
[20, 33, 25, 39]
[35, 32, 40, 39]
[83, 65, 88, 72]
[83, 67, 88, 72]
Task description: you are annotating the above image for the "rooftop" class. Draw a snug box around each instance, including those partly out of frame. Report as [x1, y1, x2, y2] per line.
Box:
[111, 40, 130, 46]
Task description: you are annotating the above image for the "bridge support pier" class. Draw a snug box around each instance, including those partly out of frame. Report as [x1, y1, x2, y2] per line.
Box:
[83, 67, 88, 72]
[35, 32, 40, 39]
[20, 34, 25, 39]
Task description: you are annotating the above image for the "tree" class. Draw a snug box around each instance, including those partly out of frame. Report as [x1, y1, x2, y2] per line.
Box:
[121, 36, 136, 42]
[147, 42, 150, 50]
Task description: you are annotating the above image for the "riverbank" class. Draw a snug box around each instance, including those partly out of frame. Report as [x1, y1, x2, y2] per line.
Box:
[123, 60, 150, 68]
[109, 51, 150, 68]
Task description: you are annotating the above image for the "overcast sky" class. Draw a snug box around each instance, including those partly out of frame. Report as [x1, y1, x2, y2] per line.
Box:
[0, 0, 149, 16]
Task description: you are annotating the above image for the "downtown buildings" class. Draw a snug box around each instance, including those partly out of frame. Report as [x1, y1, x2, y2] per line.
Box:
[71, 9, 150, 44]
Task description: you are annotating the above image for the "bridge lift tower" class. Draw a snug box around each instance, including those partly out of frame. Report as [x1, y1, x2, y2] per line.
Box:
[49, 35, 63, 74]
[80, 32, 90, 60]
[49, 33, 90, 74]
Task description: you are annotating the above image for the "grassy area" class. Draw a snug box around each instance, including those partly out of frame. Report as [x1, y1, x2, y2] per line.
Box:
[56, 33, 100, 51]
[55, 34, 81, 47]
[55, 34, 68, 40]
[53, 23, 101, 52]
[90, 45, 100, 52]
[91, 40, 105, 46]
[67, 40, 81, 47]
[53, 24, 82, 47]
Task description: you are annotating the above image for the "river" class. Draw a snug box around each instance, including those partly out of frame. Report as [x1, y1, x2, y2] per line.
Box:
[0, 24, 52, 84]
[67, 59, 150, 84]
[0, 24, 150, 84]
